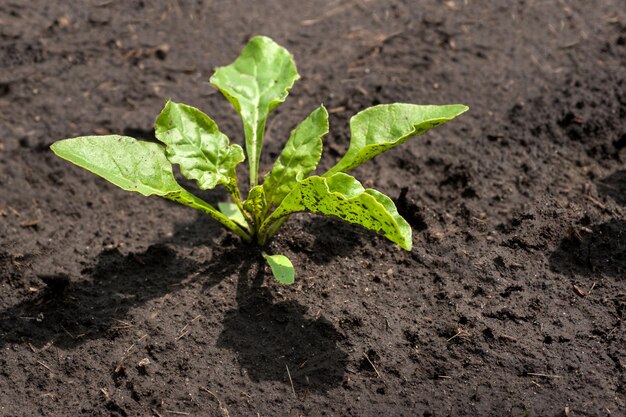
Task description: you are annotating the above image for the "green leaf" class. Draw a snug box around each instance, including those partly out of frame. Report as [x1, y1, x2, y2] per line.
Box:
[261, 173, 412, 250]
[218, 202, 248, 229]
[155, 100, 244, 194]
[243, 185, 267, 225]
[210, 36, 299, 187]
[325, 104, 468, 176]
[262, 252, 295, 285]
[50, 135, 251, 241]
[263, 105, 328, 207]
[51, 135, 186, 197]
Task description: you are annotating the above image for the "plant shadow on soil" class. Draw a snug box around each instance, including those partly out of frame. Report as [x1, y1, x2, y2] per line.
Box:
[209, 244, 348, 393]
[597, 169, 626, 207]
[549, 219, 625, 279]
[549, 169, 626, 279]
[0, 226, 205, 350]
[0, 214, 348, 392]
[287, 216, 364, 264]
[550, 170, 626, 279]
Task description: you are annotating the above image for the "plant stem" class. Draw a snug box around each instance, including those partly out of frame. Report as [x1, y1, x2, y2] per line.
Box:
[256, 215, 288, 246]
[249, 129, 259, 188]
[177, 189, 252, 242]
[224, 176, 257, 233]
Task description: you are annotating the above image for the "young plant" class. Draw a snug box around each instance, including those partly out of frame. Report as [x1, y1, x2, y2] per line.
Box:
[51, 36, 468, 285]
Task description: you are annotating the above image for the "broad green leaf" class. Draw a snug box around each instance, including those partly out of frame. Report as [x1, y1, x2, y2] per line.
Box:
[262, 252, 295, 285]
[218, 202, 249, 229]
[210, 36, 299, 187]
[243, 185, 267, 225]
[263, 105, 328, 207]
[50, 136, 251, 241]
[155, 100, 244, 195]
[325, 104, 469, 176]
[261, 173, 412, 250]
[51, 136, 185, 197]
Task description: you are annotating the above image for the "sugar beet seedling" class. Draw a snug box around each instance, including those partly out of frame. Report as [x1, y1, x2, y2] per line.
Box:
[51, 36, 468, 285]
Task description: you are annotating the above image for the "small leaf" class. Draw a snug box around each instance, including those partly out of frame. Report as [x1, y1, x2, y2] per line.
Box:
[218, 202, 248, 229]
[243, 185, 267, 225]
[262, 173, 412, 250]
[155, 100, 244, 192]
[210, 36, 299, 187]
[325, 104, 468, 176]
[262, 252, 295, 285]
[51, 136, 251, 241]
[263, 105, 328, 207]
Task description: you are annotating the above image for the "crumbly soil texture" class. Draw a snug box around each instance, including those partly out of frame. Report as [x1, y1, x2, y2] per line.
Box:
[1, 1, 625, 416]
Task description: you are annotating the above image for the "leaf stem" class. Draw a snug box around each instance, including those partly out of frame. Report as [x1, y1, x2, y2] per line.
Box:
[249, 130, 259, 188]
[256, 214, 289, 246]
[176, 189, 252, 242]
[225, 178, 255, 229]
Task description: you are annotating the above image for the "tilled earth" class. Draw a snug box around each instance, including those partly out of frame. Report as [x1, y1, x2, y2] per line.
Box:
[1, 1, 625, 416]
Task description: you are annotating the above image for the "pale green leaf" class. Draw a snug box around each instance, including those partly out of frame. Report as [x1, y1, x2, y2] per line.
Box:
[155, 100, 244, 193]
[50, 135, 251, 241]
[210, 36, 299, 187]
[218, 202, 249, 229]
[51, 135, 184, 197]
[261, 173, 412, 250]
[262, 252, 295, 285]
[325, 104, 468, 176]
[263, 105, 328, 207]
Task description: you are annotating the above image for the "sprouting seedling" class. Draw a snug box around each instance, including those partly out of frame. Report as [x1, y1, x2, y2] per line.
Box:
[51, 36, 468, 285]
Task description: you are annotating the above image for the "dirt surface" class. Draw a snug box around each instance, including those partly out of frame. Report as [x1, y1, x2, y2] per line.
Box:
[1, 1, 625, 416]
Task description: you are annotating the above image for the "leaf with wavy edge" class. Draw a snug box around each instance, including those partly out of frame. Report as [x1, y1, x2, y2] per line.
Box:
[155, 100, 244, 196]
[261, 173, 412, 250]
[210, 36, 299, 187]
[325, 104, 468, 176]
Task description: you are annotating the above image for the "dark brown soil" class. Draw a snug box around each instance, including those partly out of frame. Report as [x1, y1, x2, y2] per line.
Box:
[1, 1, 625, 416]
